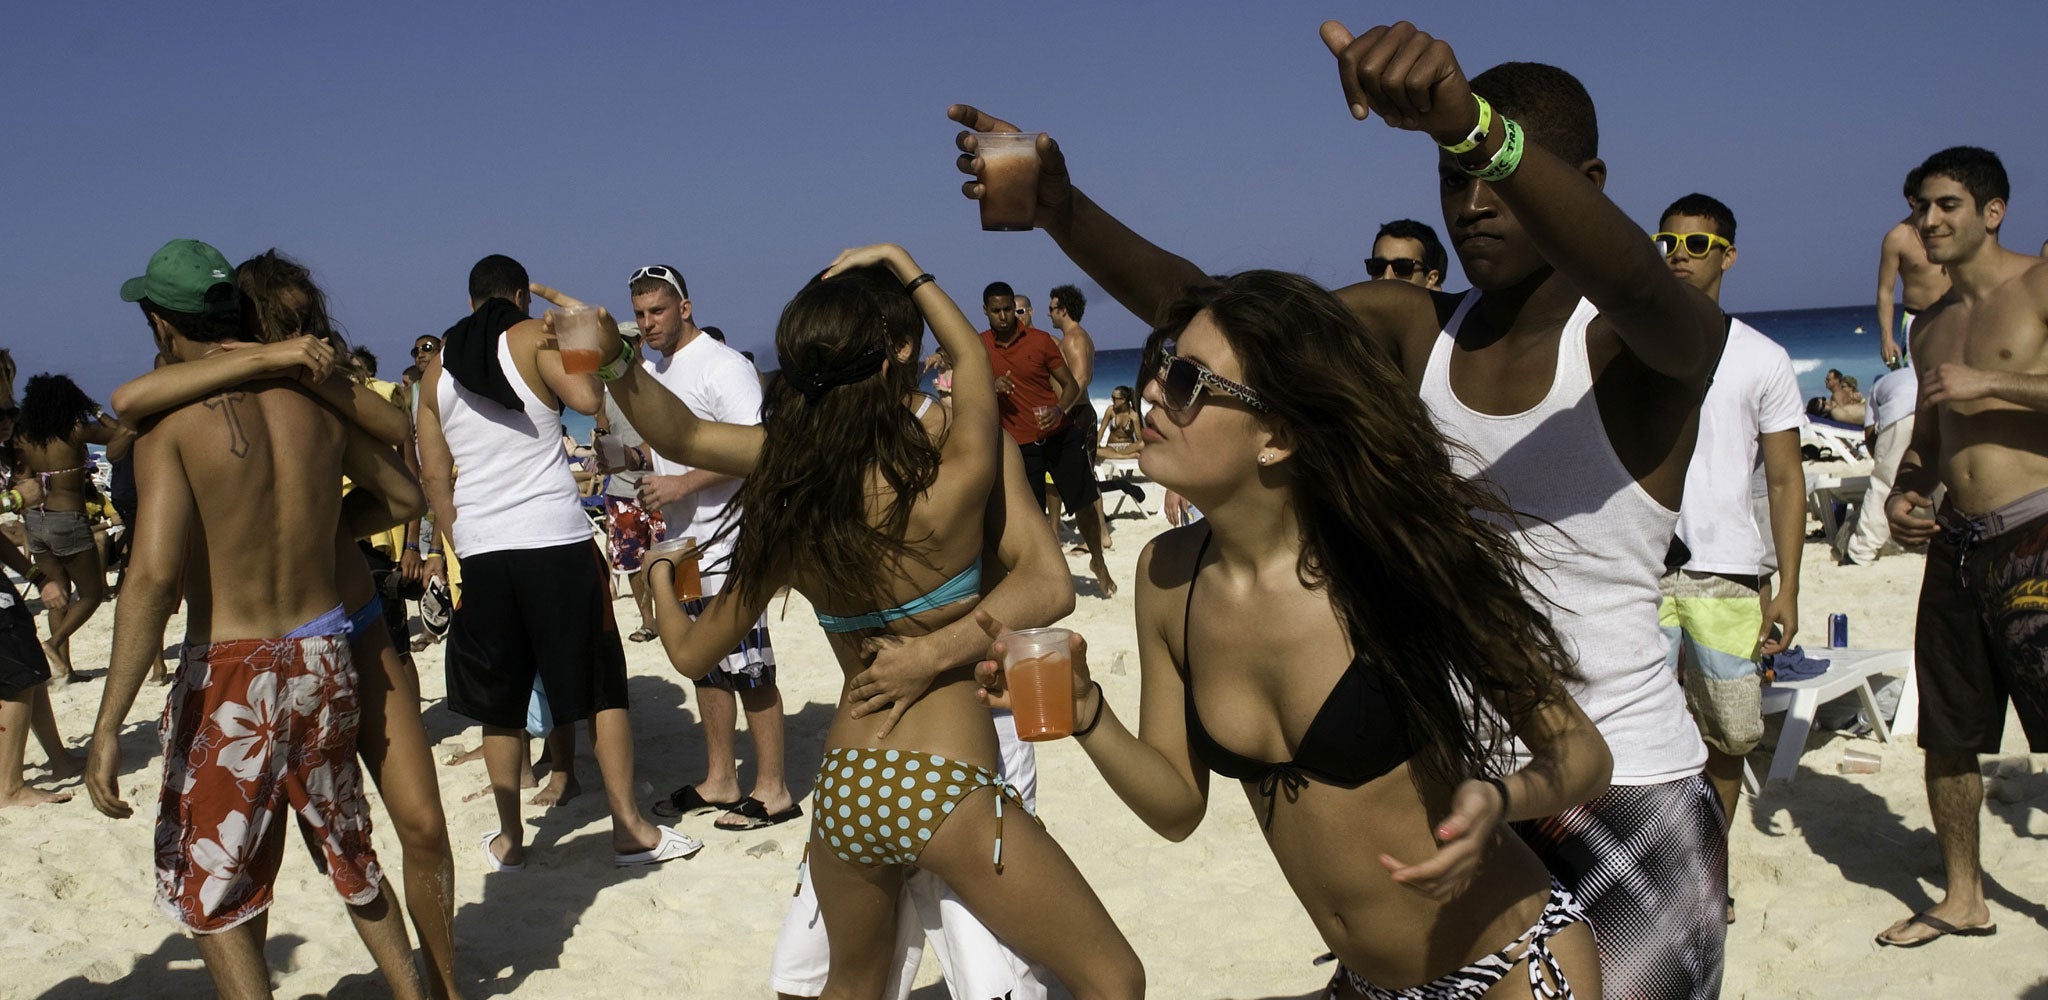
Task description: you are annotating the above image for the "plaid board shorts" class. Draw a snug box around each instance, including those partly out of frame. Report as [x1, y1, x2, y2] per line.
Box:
[155, 634, 382, 933]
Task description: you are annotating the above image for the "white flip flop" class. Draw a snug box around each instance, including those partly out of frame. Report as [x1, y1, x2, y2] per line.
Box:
[479, 829, 526, 873]
[614, 825, 704, 868]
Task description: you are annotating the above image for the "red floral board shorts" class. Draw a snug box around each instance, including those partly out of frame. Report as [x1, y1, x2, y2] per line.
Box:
[155, 634, 383, 933]
[605, 493, 666, 573]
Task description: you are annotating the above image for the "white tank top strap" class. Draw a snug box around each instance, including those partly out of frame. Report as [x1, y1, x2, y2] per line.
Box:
[914, 394, 933, 419]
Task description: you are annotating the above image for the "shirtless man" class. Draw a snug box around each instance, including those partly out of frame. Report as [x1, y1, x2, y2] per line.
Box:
[1047, 283, 1111, 547]
[1879, 175, 1953, 369]
[1880, 146, 2048, 948]
[86, 239, 428, 998]
[946, 18, 1729, 996]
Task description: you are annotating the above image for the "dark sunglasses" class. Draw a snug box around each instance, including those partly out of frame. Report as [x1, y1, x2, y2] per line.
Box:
[412, 340, 441, 356]
[1154, 346, 1270, 414]
[1365, 256, 1425, 279]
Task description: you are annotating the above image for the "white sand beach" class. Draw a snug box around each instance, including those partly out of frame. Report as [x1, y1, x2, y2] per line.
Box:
[4, 479, 2045, 1000]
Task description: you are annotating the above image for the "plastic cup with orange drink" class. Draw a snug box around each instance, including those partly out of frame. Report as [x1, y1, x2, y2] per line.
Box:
[649, 535, 702, 602]
[1000, 627, 1076, 741]
[551, 304, 604, 375]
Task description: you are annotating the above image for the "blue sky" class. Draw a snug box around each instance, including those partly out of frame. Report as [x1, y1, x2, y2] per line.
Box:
[6, 1, 2045, 404]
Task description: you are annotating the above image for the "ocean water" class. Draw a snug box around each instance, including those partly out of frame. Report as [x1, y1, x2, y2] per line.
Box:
[566, 303, 1884, 442]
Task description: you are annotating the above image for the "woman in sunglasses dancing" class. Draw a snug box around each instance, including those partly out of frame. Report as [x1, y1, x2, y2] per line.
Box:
[986, 271, 1613, 999]
[612, 244, 1143, 1000]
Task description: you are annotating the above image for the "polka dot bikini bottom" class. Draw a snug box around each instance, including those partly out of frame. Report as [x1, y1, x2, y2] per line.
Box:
[811, 747, 1027, 873]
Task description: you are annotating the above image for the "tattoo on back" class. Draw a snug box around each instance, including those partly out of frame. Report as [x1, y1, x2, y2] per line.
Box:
[204, 393, 251, 459]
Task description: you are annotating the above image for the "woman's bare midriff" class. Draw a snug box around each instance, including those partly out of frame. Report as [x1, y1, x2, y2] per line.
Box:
[17, 439, 90, 513]
[1252, 764, 1556, 989]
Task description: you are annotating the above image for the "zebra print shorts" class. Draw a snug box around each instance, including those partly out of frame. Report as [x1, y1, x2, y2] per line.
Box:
[1326, 879, 1586, 999]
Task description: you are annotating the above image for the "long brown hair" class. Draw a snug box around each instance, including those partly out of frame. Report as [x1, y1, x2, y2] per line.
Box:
[235, 249, 366, 381]
[1159, 271, 1579, 787]
[724, 266, 934, 609]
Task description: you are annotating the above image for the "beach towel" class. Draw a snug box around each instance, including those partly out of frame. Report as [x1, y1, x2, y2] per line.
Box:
[1761, 646, 1829, 683]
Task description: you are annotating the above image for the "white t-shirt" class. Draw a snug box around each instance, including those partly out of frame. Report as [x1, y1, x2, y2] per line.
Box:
[1675, 319, 1802, 576]
[647, 332, 763, 591]
[1864, 366, 1919, 431]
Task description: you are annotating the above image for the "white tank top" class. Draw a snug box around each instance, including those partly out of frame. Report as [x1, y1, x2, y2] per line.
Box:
[1419, 293, 1704, 784]
[436, 336, 594, 558]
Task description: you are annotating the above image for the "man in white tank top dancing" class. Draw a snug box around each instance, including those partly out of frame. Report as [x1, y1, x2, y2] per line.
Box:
[416, 254, 696, 871]
[941, 18, 1731, 998]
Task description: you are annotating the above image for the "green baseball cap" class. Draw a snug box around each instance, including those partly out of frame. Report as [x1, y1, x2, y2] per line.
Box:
[119, 239, 236, 313]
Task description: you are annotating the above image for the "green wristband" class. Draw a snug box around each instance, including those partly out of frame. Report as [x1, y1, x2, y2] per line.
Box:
[595, 342, 637, 383]
[1439, 94, 1493, 155]
[1461, 117, 1525, 183]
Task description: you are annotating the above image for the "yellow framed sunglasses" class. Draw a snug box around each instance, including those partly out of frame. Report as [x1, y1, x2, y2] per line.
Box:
[1653, 231, 1732, 258]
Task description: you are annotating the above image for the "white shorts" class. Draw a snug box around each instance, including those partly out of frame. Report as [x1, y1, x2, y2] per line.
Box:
[768, 712, 1042, 999]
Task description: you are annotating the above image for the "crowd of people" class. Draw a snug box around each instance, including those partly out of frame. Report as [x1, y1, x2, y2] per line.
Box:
[3, 14, 2044, 1000]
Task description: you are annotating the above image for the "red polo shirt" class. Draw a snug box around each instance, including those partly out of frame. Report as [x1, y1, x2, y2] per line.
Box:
[980, 326, 1067, 445]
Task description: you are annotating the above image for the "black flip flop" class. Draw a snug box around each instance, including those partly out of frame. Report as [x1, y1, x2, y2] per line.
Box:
[653, 784, 742, 819]
[1876, 912, 1998, 948]
[714, 796, 804, 831]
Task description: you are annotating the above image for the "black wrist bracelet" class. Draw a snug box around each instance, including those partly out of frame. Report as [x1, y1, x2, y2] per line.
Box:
[1478, 775, 1511, 824]
[1072, 680, 1106, 737]
[902, 273, 936, 296]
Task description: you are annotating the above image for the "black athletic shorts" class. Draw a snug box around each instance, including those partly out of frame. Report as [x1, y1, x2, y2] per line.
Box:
[1915, 496, 2048, 754]
[1066, 400, 1099, 466]
[444, 540, 629, 730]
[0, 583, 51, 699]
[1020, 423, 1099, 514]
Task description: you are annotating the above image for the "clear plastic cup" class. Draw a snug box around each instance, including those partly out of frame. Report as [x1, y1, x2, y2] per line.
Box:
[1839, 749, 1882, 774]
[1032, 404, 1060, 430]
[1001, 627, 1075, 741]
[649, 534, 701, 602]
[552, 305, 604, 374]
[976, 133, 1040, 232]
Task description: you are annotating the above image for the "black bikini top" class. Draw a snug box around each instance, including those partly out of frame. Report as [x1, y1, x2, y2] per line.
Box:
[1180, 532, 1415, 808]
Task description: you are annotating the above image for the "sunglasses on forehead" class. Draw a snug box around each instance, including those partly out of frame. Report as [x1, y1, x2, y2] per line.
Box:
[1365, 256, 1425, 279]
[1153, 345, 1271, 415]
[1653, 232, 1731, 258]
[631, 264, 688, 302]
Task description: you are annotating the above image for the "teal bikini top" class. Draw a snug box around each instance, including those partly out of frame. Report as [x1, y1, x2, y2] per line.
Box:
[814, 558, 983, 633]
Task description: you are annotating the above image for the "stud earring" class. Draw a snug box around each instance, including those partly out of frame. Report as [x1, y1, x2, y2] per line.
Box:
[1257, 454, 1271, 466]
